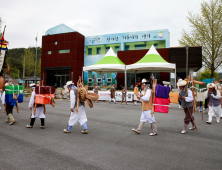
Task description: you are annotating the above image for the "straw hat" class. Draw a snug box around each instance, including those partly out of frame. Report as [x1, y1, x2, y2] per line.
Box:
[142, 78, 147, 83]
[86, 99, 93, 108]
[177, 80, 187, 87]
[29, 83, 36, 87]
[66, 81, 74, 87]
[86, 92, 99, 101]
[207, 83, 215, 88]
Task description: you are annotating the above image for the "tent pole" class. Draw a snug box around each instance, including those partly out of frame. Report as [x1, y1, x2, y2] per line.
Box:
[100, 71, 101, 86]
[174, 65, 176, 89]
[135, 70, 137, 86]
[125, 66, 127, 88]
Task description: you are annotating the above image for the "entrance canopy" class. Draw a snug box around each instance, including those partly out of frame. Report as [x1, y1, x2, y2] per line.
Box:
[126, 45, 176, 73]
[83, 47, 125, 73]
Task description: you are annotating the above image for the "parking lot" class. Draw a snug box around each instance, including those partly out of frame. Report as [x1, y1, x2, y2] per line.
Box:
[0, 98, 222, 170]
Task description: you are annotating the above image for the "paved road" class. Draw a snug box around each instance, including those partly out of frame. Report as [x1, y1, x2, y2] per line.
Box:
[0, 98, 222, 170]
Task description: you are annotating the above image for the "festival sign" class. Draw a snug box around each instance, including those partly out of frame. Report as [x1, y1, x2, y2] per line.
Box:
[85, 29, 169, 46]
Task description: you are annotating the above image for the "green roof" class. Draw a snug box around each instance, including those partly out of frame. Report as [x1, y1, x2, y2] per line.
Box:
[135, 45, 168, 64]
[93, 48, 125, 65]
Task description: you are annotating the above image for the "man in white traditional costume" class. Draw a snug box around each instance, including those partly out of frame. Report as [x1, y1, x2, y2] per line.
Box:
[178, 80, 196, 134]
[27, 83, 45, 129]
[132, 79, 158, 136]
[63, 81, 88, 134]
[205, 83, 221, 124]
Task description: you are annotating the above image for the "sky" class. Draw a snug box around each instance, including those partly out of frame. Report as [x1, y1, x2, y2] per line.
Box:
[0, 0, 205, 49]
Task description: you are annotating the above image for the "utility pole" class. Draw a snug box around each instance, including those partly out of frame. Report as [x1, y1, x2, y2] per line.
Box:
[35, 33, 38, 84]
[23, 56, 25, 78]
[186, 46, 189, 76]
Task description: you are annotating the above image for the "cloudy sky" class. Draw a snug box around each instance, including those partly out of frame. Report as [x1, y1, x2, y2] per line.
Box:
[1, 0, 205, 49]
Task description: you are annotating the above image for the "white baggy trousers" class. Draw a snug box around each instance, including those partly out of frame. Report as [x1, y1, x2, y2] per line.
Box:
[29, 91, 45, 118]
[68, 90, 87, 126]
[208, 105, 221, 122]
[68, 105, 87, 126]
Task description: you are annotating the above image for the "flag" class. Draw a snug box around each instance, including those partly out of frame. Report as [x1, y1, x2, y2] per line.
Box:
[35, 37, 37, 41]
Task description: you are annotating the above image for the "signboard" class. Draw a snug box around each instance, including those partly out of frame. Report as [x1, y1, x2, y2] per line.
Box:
[89, 91, 134, 102]
[85, 29, 169, 46]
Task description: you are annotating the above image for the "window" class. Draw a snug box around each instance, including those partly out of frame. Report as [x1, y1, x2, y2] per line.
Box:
[96, 47, 101, 54]
[154, 43, 158, 49]
[88, 48, 92, 55]
[59, 49, 70, 53]
[125, 45, 129, 51]
[55, 41, 57, 45]
[115, 46, 120, 53]
[48, 51, 52, 54]
[105, 47, 110, 53]
[135, 44, 146, 50]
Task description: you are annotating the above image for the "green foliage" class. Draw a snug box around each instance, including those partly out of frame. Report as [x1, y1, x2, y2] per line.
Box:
[179, 0, 222, 78]
[216, 73, 222, 81]
[22, 47, 35, 76]
[7, 47, 41, 78]
[198, 68, 218, 81]
[36, 58, 41, 76]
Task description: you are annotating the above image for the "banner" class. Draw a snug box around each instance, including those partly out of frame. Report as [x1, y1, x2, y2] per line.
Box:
[89, 91, 134, 101]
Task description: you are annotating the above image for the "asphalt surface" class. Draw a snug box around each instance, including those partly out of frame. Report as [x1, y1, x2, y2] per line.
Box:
[0, 98, 222, 170]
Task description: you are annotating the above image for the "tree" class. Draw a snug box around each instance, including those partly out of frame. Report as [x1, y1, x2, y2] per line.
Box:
[198, 68, 218, 81]
[179, 0, 222, 78]
[6, 47, 41, 78]
[36, 58, 41, 76]
[21, 47, 35, 77]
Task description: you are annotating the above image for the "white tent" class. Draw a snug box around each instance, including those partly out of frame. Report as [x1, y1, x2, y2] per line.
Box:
[83, 47, 125, 73]
[83, 47, 127, 86]
[126, 45, 176, 87]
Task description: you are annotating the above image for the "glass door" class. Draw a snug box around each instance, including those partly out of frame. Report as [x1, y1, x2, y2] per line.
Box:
[55, 71, 69, 88]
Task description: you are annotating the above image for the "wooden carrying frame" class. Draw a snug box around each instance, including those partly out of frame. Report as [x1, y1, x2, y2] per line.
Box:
[185, 74, 206, 122]
[76, 76, 98, 113]
[151, 79, 157, 117]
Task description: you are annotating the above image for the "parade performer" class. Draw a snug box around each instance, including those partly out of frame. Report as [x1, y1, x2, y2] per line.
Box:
[121, 87, 128, 105]
[137, 77, 141, 91]
[178, 80, 196, 134]
[132, 79, 158, 136]
[102, 74, 105, 85]
[27, 83, 45, 129]
[63, 81, 88, 134]
[205, 83, 221, 124]
[150, 73, 155, 89]
[93, 83, 99, 103]
[133, 84, 139, 105]
[2, 83, 18, 125]
[109, 84, 116, 104]
[0, 89, 2, 110]
[177, 78, 183, 109]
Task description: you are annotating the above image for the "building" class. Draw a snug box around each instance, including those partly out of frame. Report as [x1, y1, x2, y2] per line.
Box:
[117, 47, 202, 89]
[41, 24, 85, 87]
[41, 24, 202, 88]
[84, 29, 170, 86]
